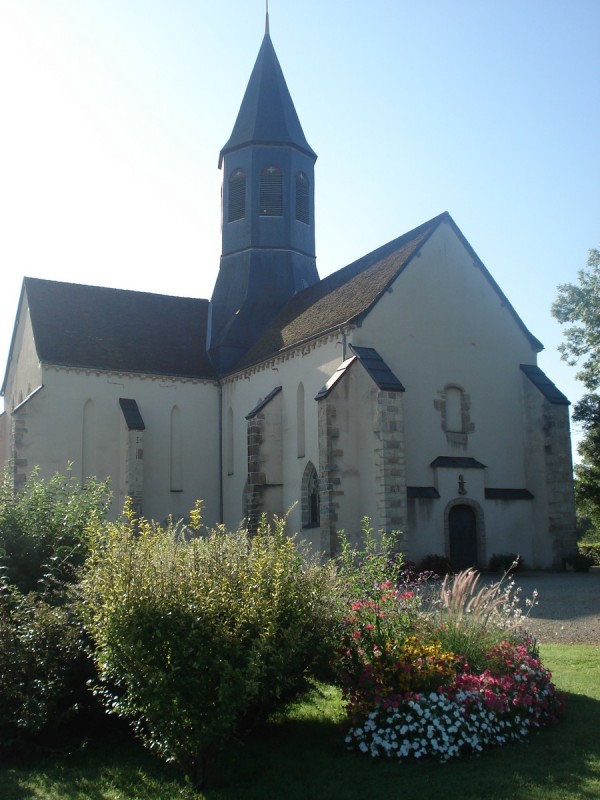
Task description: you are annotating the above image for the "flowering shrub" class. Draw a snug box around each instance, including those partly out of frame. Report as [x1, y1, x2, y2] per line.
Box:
[334, 533, 562, 764]
[338, 580, 460, 720]
[453, 642, 565, 728]
[344, 640, 565, 762]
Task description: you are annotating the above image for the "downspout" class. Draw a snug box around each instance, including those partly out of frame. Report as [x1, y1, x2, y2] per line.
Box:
[339, 325, 348, 361]
[218, 381, 224, 523]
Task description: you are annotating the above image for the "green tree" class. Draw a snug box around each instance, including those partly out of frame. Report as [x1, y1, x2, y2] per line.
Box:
[552, 248, 600, 392]
[552, 248, 600, 536]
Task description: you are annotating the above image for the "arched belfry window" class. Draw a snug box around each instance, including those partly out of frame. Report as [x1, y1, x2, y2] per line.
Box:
[295, 171, 309, 224]
[260, 165, 283, 216]
[228, 168, 246, 222]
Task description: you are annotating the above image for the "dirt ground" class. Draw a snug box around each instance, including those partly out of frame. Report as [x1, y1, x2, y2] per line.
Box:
[498, 568, 600, 645]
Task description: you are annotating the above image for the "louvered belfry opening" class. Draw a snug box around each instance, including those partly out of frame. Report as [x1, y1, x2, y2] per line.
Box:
[260, 165, 283, 215]
[228, 168, 246, 221]
[295, 171, 309, 224]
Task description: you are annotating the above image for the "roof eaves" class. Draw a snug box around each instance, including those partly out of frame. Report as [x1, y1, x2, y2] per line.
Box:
[520, 364, 570, 405]
[349, 345, 405, 392]
[431, 456, 487, 469]
[315, 356, 357, 400]
[1, 279, 29, 397]
[246, 385, 282, 419]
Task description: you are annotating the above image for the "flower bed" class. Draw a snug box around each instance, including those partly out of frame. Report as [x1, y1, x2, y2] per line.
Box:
[337, 566, 565, 762]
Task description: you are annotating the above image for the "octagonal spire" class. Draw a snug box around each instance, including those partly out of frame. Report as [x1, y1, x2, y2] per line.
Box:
[218, 29, 316, 167]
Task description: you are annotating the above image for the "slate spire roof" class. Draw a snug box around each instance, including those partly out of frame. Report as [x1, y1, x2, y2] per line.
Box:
[218, 27, 316, 167]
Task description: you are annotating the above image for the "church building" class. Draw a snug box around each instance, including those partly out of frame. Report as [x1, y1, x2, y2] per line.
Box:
[0, 17, 576, 569]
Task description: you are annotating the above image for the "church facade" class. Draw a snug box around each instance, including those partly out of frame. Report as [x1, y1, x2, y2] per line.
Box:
[0, 22, 576, 569]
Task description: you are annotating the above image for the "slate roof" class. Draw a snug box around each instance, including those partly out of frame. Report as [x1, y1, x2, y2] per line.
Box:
[219, 31, 316, 166]
[350, 346, 406, 392]
[430, 456, 487, 469]
[315, 346, 404, 400]
[234, 212, 543, 372]
[10, 278, 216, 382]
[520, 364, 570, 405]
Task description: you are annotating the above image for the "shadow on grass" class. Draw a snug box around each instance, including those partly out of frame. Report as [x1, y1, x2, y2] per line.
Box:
[2, 693, 599, 800]
[207, 691, 600, 800]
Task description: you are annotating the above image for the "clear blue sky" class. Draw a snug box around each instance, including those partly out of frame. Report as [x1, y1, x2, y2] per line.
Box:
[1, 0, 598, 459]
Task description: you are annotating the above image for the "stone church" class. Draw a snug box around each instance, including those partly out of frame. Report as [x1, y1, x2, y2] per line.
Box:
[0, 18, 576, 569]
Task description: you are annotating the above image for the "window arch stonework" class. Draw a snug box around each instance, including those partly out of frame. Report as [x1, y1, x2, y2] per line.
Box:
[434, 384, 474, 446]
[301, 461, 320, 529]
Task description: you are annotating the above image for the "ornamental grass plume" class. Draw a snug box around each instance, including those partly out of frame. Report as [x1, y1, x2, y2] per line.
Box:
[422, 567, 537, 673]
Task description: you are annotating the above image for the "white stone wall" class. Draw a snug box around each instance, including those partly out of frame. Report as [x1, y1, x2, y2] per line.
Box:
[351, 221, 570, 568]
[2, 299, 42, 415]
[5, 365, 221, 526]
[221, 337, 343, 551]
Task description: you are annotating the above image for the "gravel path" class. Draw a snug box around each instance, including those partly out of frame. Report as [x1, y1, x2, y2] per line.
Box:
[498, 569, 600, 645]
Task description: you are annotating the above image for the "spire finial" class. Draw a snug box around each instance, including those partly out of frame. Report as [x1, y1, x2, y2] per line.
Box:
[265, 0, 270, 34]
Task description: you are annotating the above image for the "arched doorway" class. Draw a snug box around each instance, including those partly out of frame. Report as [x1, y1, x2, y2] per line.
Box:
[448, 504, 478, 571]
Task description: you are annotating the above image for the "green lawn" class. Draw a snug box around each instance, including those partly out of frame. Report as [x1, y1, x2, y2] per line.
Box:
[2, 644, 599, 800]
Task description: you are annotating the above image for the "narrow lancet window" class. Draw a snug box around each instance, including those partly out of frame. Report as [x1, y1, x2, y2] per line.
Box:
[297, 382, 305, 458]
[170, 405, 183, 491]
[302, 462, 320, 528]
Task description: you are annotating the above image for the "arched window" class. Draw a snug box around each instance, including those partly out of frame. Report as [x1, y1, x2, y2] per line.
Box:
[302, 462, 320, 528]
[226, 407, 234, 476]
[260, 165, 282, 216]
[82, 399, 96, 481]
[228, 168, 246, 221]
[170, 405, 183, 491]
[295, 171, 309, 224]
[296, 382, 305, 458]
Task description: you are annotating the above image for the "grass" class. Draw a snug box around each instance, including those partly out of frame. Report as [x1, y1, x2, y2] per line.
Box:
[1, 645, 599, 800]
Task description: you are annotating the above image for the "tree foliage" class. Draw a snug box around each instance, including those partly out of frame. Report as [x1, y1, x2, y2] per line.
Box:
[572, 397, 600, 534]
[552, 248, 600, 534]
[552, 248, 600, 392]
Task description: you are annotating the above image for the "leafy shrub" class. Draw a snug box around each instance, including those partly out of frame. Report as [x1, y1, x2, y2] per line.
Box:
[0, 465, 112, 594]
[563, 551, 595, 572]
[0, 466, 112, 753]
[416, 554, 453, 576]
[79, 503, 338, 787]
[336, 518, 404, 605]
[578, 542, 600, 565]
[487, 553, 524, 573]
[0, 584, 83, 754]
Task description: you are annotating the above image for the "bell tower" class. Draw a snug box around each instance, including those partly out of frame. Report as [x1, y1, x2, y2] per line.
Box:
[208, 14, 319, 374]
